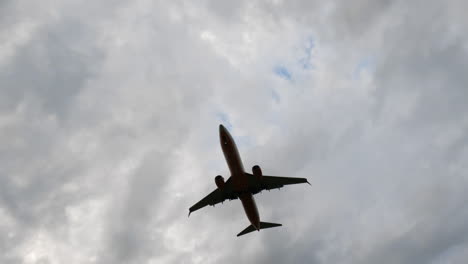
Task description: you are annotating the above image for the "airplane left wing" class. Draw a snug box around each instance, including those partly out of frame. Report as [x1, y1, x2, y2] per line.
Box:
[261, 175, 310, 189]
[246, 173, 310, 194]
[188, 178, 237, 216]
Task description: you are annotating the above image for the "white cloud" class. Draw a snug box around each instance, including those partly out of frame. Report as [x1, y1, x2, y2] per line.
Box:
[1, 0, 467, 263]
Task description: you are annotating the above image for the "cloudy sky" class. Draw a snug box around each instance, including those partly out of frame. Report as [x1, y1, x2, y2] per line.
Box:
[1, 0, 468, 263]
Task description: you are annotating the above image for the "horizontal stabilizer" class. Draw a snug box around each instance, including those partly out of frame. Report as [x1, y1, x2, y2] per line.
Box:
[260, 221, 282, 229]
[237, 222, 282, 237]
[237, 225, 256, 237]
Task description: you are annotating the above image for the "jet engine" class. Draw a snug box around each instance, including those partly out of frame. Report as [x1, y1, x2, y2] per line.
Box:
[252, 165, 262, 180]
[215, 175, 225, 189]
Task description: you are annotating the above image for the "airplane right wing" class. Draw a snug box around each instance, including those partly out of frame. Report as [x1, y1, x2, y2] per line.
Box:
[188, 178, 237, 216]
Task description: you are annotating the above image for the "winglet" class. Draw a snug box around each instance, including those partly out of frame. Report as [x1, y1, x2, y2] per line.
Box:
[307, 180, 311, 186]
[188, 210, 192, 217]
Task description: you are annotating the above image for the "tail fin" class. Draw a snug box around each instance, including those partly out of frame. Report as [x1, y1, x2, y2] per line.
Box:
[237, 222, 282, 237]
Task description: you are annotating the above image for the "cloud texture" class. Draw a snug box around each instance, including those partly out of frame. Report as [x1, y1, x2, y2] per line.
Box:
[1, 0, 467, 263]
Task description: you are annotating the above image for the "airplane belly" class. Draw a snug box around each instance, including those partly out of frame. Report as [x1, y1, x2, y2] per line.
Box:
[232, 171, 249, 191]
[224, 146, 247, 191]
[240, 193, 260, 229]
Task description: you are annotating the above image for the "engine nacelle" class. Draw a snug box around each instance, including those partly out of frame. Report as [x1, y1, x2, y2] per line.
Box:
[252, 165, 262, 180]
[215, 175, 225, 189]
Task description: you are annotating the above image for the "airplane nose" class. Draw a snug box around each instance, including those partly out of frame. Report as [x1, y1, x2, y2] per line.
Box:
[219, 124, 228, 145]
[219, 124, 226, 133]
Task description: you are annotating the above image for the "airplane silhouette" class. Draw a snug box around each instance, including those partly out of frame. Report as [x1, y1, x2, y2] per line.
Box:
[189, 125, 310, 237]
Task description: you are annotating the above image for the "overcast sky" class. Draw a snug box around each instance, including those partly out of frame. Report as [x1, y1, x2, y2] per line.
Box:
[1, 0, 468, 263]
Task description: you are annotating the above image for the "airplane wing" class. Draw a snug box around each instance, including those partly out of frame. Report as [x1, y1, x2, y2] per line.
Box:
[188, 177, 237, 216]
[246, 173, 310, 194]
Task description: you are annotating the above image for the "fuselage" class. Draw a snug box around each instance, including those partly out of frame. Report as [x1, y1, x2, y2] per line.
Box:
[219, 124, 260, 230]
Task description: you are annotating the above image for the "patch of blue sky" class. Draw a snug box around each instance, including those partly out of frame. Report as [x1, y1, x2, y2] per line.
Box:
[270, 88, 280, 103]
[353, 56, 375, 79]
[215, 112, 253, 148]
[272, 36, 314, 86]
[273, 65, 292, 81]
[216, 112, 233, 130]
[299, 36, 315, 70]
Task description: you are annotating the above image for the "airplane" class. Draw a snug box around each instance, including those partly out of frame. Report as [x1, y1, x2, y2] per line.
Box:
[188, 124, 310, 237]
